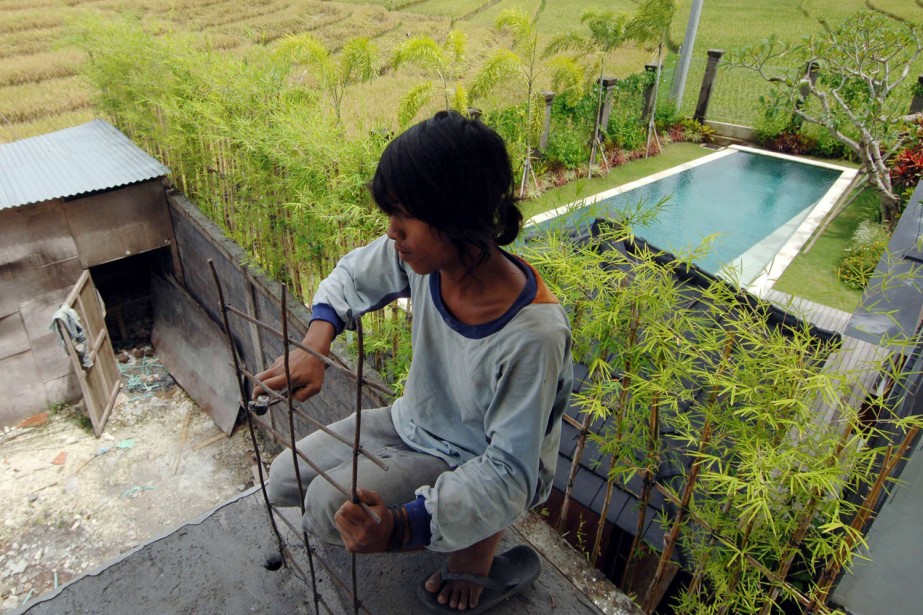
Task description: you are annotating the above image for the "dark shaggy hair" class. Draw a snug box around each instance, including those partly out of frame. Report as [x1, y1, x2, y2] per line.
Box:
[371, 110, 522, 273]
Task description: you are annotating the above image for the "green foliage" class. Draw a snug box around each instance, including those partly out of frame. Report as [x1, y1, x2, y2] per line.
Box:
[836, 220, 890, 290]
[397, 82, 433, 130]
[392, 29, 469, 126]
[474, 8, 584, 159]
[522, 219, 922, 613]
[653, 99, 681, 130]
[625, 0, 677, 51]
[602, 72, 652, 151]
[75, 16, 385, 303]
[545, 119, 588, 170]
[275, 33, 377, 123]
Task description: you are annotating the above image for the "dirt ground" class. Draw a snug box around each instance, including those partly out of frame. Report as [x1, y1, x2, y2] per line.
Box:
[0, 347, 269, 613]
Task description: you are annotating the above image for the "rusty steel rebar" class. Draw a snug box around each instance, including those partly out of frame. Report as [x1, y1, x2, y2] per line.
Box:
[208, 260, 286, 562]
[241, 368, 388, 471]
[209, 263, 384, 615]
[281, 285, 322, 614]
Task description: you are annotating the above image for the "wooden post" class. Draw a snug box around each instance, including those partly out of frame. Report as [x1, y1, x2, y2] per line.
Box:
[693, 49, 725, 123]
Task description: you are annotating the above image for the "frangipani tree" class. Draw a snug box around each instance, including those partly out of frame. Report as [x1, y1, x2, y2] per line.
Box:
[275, 34, 377, 124]
[392, 29, 469, 129]
[471, 8, 584, 195]
[733, 11, 923, 227]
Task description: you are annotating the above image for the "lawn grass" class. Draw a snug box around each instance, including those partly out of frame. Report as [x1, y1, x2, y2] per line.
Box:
[773, 188, 881, 312]
[520, 142, 712, 221]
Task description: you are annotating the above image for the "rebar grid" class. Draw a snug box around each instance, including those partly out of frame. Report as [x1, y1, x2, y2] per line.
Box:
[209, 261, 388, 615]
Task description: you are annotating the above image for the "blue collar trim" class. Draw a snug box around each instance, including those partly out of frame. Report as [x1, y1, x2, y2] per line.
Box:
[429, 253, 537, 339]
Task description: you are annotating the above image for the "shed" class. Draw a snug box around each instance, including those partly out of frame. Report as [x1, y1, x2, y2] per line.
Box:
[0, 120, 175, 431]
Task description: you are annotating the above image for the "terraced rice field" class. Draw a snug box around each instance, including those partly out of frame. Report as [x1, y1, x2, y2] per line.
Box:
[0, 0, 919, 143]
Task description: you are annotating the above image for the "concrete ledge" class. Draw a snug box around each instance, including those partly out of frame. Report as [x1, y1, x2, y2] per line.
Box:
[13, 489, 642, 615]
[704, 120, 756, 143]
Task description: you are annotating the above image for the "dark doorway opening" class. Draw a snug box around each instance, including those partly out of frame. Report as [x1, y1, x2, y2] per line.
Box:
[89, 248, 174, 349]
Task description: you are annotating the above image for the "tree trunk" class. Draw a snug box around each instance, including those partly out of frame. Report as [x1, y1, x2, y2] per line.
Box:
[879, 191, 902, 230]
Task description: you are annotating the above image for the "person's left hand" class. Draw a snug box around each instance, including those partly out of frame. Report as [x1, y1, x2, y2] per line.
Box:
[334, 488, 393, 553]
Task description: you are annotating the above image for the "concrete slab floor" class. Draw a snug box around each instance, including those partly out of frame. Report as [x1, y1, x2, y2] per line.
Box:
[11, 488, 642, 615]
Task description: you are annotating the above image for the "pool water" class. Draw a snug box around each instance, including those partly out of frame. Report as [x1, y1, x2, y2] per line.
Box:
[530, 146, 852, 287]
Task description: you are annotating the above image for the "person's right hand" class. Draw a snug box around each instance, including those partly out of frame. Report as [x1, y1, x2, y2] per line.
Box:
[253, 320, 336, 402]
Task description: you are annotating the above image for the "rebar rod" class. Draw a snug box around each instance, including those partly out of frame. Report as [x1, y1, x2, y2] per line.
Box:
[240, 368, 388, 470]
[224, 304, 393, 397]
[212, 267, 389, 614]
[207, 260, 286, 563]
[251, 414, 382, 524]
[282, 286, 322, 615]
[350, 317, 365, 615]
[270, 508, 374, 615]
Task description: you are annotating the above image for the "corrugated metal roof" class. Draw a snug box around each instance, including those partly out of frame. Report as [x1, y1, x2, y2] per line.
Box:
[0, 119, 169, 210]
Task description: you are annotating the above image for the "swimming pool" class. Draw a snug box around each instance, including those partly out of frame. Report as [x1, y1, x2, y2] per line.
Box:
[528, 145, 857, 293]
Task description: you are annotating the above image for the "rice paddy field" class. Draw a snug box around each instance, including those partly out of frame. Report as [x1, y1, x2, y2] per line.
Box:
[0, 0, 920, 144]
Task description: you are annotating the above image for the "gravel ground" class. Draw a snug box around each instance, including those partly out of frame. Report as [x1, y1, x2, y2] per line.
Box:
[0, 349, 266, 613]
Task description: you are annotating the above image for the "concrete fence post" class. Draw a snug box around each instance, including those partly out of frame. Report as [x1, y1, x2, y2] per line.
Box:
[589, 77, 618, 172]
[539, 91, 556, 151]
[598, 77, 619, 134]
[693, 49, 724, 123]
[642, 64, 659, 123]
[910, 75, 923, 115]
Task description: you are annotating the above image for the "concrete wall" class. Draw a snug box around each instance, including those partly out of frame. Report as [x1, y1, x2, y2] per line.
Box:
[704, 120, 756, 143]
[0, 179, 174, 425]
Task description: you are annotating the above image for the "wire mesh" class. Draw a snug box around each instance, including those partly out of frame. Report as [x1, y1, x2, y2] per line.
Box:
[208, 259, 388, 615]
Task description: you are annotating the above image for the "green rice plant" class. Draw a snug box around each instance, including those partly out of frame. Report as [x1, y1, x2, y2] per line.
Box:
[193, 0, 285, 29]
[0, 0, 60, 10]
[390, 0, 481, 18]
[461, 0, 541, 29]
[868, 0, 923, 21]
[0, 25, 65, 59]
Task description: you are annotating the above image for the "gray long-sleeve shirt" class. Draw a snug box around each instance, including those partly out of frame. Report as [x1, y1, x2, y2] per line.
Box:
[312, 234, 573, 551]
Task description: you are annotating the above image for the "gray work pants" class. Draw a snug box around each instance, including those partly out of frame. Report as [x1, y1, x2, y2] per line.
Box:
[267, 407, 449, 544]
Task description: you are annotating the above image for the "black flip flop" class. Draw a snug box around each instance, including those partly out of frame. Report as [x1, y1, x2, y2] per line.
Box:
[417, 545, 541, 614]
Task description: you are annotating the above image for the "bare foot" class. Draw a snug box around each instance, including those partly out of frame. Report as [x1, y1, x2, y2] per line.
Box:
[424, 531, 504, 611]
